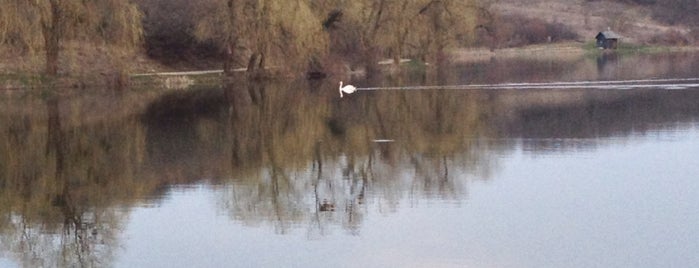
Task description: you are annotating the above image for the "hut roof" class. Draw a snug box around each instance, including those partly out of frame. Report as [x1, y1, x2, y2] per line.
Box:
[596, 30, 621, 39]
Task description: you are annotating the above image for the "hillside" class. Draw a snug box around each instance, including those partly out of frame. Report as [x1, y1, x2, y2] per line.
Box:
[491, 0, 696, 45]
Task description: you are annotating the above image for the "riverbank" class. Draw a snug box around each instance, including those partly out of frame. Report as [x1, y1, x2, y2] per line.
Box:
[3, 41, 699, 91]
[449, 42, 587, 63]
[0, 41, 178, 90]
[449, 41, 699, 63]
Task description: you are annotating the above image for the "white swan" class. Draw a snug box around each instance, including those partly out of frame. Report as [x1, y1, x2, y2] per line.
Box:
[339, 81, 357, 98]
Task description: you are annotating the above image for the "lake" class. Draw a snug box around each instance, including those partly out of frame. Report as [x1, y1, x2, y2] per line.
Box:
[1, 51, 699, 268]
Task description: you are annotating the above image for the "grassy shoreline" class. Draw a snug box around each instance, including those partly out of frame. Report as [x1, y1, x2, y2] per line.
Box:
[450, 42, 699, 63]
[3, 42, 699, 90]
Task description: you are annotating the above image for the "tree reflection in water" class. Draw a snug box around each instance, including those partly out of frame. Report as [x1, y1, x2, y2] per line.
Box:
[0, 92, 146, 267]
[3, 52, 699, 266]
[212, 78, 499, 237]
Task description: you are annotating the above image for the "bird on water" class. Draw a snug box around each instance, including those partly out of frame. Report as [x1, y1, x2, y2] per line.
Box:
[339, 81, 357, 98]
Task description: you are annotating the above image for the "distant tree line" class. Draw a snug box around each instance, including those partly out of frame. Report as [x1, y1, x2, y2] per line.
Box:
[0, 0, 590, 77]
[4, 0, 696, 77]
[172, 0, 488, 76]
[136, 0, 581, 76]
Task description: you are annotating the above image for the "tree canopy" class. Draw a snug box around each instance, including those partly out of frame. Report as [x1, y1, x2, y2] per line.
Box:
[194, 0, 328, 74]
[0, 0, 142, 75]
[6, 0, 697, 78]
[190, 0, 484, 75]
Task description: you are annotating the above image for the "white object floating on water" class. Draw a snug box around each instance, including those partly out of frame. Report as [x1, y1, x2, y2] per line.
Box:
[339, 81, 357, 98]
[372, 139, 395, 143]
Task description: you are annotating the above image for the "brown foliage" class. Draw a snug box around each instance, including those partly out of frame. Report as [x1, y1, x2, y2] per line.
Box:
[482, 14, 578, 48]
[194, 0, 328, 75]
[0, 0, 143, 75]
[647, 0, 699, 26]
[647, 30, 691, 46]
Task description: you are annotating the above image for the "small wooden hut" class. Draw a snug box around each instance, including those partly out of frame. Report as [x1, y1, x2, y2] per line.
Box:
[595, 30, 620, 49]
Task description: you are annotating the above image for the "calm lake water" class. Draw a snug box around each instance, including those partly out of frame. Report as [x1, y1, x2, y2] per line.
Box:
[2, 52, 699, 268]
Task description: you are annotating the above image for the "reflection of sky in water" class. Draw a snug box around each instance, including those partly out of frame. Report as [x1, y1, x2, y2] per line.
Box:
[5, 53, 699, 268]
[0, 259, 16, 268]
[110, 125, 699, 268]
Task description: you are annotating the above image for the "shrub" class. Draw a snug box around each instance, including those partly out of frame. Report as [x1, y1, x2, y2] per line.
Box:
[647, 30, 691, 46]
[488, 14, 579, 48]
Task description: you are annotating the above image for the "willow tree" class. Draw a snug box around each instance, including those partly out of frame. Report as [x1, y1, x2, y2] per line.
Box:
[335, 0, 390, 73]
[412, 0, 479, 65]
[0, 0, 142, 75]
[336, 0, 479, 69]
[195, 0, 328, 75]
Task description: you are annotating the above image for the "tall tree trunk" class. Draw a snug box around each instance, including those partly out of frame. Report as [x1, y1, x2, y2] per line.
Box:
[247, 53, 259, 72]
[393, 41, 401, 66]
[224, 0, 237, 75]
[42, 0, 62, 76]
[393, 28, 409, 66]
[258, 51, 266, 70]
[223, 42, 236, 75]
[364, 46, 380, 77]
